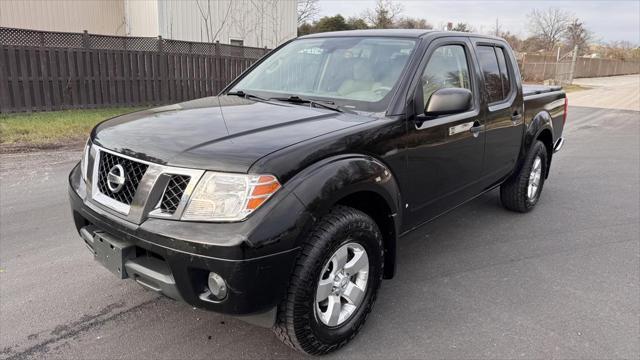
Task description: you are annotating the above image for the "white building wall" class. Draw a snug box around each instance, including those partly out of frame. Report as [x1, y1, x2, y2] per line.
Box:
[157, 0, 297, 48]
[0, 0, 297, 48]
[124, 0, 159, 37]
[0, 0, 126, 35]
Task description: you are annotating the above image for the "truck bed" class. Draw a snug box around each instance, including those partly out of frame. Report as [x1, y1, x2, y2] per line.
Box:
[522, 84, 563, 97]
[522, 84, 566, 143]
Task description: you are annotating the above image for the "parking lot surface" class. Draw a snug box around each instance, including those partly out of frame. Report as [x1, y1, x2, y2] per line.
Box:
[1, 76, 639, 359]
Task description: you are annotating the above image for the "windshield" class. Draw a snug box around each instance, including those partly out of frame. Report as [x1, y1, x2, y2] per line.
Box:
[231, 37, 417, 112]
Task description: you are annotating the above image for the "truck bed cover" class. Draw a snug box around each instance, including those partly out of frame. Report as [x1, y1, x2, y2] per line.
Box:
[523, 84, 563, 97]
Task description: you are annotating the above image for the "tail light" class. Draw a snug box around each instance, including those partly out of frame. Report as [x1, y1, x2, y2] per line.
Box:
[563, 97, 568, 125]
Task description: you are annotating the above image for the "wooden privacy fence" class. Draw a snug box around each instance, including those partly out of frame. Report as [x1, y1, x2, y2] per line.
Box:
[0, 27, 270, 113]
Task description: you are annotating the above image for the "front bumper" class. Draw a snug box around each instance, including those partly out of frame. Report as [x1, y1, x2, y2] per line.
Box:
[68, 163, 308, 321]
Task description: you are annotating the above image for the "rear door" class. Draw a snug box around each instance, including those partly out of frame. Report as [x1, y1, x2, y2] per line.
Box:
[403, 37, 486, 227]
[472, 40, 524, 185]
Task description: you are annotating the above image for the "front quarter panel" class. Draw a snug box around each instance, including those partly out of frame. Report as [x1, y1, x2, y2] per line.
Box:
[285, 155, 402, 243]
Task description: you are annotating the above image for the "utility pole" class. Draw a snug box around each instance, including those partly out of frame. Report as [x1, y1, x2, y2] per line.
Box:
[568, 45, 579, 84]
[495, 18, 500, 36]
[554, 46, 560, 84]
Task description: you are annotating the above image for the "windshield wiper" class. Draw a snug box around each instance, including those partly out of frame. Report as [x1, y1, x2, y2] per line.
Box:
[270, 95, 352, 113]
[227, 90, 269, 102]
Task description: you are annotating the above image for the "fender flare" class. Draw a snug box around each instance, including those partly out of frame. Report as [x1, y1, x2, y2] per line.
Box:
[284, 154, 402, 278]
[517, 110, 554, 173]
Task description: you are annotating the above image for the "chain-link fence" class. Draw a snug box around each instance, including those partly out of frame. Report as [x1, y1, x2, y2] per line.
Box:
[517, 48, 640, 85]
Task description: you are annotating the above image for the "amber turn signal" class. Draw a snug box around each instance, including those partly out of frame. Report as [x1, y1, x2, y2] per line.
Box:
[246, 175, 281, 210]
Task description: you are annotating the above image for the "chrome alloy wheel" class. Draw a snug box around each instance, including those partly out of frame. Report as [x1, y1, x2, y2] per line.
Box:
[528, 155, 543, 200]
[315, 242, 369, 327]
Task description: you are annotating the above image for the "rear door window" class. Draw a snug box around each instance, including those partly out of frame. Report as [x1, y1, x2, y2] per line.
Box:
[476, 46, 503, 103]
[495, 47, 511, 97]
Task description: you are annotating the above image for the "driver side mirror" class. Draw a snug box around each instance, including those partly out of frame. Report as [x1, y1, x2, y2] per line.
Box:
[424, 88, 472, 116]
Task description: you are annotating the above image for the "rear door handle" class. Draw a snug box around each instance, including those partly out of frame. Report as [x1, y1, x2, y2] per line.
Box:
[469, 121, 484, 138]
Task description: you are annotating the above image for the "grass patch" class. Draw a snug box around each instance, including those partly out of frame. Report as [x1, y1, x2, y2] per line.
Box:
[0, 107, 145, 147]
[562, 84, 590, 93]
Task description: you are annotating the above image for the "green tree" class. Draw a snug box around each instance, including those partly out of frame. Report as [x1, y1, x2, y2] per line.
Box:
[315, 15, 351, 33]
[451, 22, 473, 32]
[347, 17, 369, 30]
[297, 22, 314, 36]
[395, 17, 432, 29]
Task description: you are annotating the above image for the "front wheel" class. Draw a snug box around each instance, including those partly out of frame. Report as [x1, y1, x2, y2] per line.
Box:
[273, 206, 384, 355]
[500, 140, 548, 212]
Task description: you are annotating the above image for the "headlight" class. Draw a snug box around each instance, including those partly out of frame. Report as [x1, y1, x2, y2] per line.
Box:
[80, 139, 91, 182]
[182, 172, 281, 221]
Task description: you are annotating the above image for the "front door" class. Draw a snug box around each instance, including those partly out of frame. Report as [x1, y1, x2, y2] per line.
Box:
[404, 37, 486, 228]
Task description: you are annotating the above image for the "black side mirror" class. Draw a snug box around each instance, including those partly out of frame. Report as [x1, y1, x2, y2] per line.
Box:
[424, 88, 472, 116]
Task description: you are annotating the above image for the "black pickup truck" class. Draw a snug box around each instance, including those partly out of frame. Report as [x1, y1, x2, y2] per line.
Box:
[68, 30, 566, 355]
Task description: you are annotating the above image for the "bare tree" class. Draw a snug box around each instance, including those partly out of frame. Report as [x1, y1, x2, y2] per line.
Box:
[499, 31, 523, 52]
[602, 41, 639, 60]
[564, 19, 591, 53]
[528, 7, 571, 50]
[195, 0, 212, 42]
[269, 0, 283, 47]
[230, 0, 256, 44]
[363, 0, 403, 29]
[297, 0, 319, 25]
[212, 0, 234, 42]
[195, 0, 233, 43]
[249, 0, 267, 47]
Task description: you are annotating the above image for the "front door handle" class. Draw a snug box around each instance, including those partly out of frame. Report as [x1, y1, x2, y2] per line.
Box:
[469, 121, 484, 138]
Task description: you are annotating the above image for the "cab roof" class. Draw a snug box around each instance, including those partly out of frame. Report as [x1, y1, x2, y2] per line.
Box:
[299, 29, 434, 39]
[298, 29, 503, 41]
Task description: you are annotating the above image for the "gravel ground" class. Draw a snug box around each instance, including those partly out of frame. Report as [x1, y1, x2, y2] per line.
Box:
[571, 74, 640, 111]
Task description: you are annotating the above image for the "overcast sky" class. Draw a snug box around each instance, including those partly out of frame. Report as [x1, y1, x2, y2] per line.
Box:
[317, 0, 640, 44]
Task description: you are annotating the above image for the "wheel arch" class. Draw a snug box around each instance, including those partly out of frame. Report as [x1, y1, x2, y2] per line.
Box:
[536, 128, 554, 177]
[334, 191, 397, 279]
[286, 154, 402, 279]
[519, 110, 554, 176]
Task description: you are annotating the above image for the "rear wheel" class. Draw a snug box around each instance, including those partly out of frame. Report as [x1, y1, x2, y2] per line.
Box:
[500, 140, 548, 212]
[273, 206, 384, 355]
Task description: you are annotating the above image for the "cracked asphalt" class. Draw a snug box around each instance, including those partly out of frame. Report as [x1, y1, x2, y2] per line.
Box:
[1, 76, 639, 359]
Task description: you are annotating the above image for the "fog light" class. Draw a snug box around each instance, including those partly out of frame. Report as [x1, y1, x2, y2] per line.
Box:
[207, 272, 228, 300]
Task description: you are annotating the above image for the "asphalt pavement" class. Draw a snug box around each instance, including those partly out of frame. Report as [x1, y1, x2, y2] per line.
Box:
[1, 76, 639, 359]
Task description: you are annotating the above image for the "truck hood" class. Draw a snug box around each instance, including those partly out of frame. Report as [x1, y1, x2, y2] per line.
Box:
[92, 96, 372, 173]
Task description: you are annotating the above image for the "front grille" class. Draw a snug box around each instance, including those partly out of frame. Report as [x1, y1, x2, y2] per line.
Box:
[97, 151, 148, 205]
[160, 175, 190, 213]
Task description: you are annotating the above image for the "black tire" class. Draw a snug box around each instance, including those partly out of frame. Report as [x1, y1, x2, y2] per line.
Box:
[273, 206, 384, 355]
[500, 140, 548, 212]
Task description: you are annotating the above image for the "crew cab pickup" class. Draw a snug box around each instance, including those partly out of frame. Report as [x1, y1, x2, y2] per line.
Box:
[68, 29, 566, 355]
